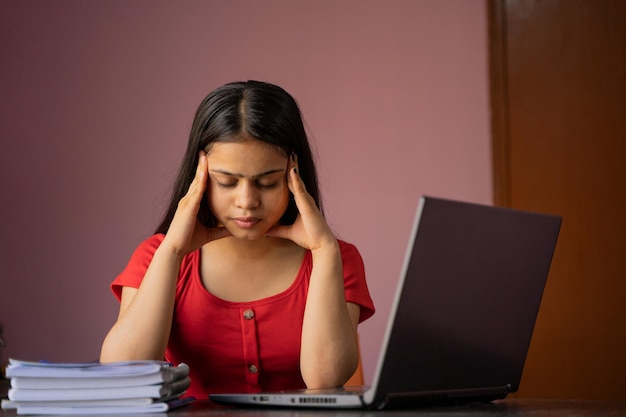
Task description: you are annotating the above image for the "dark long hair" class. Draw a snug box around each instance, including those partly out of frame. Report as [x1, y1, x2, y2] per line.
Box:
[155, 81, 322, 235]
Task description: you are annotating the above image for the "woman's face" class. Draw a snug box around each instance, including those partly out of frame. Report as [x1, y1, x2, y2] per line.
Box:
[206, 138, 290, 240]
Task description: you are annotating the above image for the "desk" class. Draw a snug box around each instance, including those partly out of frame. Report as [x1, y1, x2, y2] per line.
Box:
[2, 399, 626, 416]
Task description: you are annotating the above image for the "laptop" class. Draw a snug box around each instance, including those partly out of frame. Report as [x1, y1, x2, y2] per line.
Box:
[211, 196, 562, 409]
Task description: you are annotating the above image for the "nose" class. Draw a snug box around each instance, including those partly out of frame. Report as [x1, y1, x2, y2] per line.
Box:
[235, 181, 260, 209]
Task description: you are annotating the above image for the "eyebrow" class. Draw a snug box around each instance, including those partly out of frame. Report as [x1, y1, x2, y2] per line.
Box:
[209, 168, 286, 179]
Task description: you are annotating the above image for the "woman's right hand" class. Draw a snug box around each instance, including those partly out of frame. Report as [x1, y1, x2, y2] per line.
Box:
[161, 151, 231, 257]
[101, 151, 231, 363]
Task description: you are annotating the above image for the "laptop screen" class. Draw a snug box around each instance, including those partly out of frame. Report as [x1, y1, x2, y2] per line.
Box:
[372, 196, 561, 402]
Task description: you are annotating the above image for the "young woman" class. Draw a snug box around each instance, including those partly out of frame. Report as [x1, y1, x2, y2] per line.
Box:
[100, 80, 375, 399]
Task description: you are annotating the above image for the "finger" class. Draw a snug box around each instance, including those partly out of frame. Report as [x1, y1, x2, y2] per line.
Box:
[286, 153, 296, 194]
[194, 151, 208, 191]
[183, 152, 209, 205]
[209, 226, 232, 241]
[264, 223, 293, 241]
[288, 154, 309, 197]
[288, 157, 319, 218]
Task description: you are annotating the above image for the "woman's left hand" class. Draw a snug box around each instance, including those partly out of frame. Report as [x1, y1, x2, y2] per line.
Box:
[264, 155, 336, 251]
[269, 155, 360, 388]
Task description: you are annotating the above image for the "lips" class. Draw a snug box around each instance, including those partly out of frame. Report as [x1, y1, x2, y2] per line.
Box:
[232, 217, 261, 229]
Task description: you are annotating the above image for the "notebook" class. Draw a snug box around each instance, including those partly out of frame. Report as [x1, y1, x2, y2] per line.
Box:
[211, 196, 562, 409]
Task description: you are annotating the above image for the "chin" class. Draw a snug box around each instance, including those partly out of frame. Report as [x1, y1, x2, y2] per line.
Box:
[229, 227, 269, 241]
[234, 233, 263, 241]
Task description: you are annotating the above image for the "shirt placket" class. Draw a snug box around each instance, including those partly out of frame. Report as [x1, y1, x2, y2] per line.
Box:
[240, 307, 260, 390]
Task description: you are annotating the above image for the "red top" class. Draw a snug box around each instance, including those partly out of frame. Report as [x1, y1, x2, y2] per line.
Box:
[111, 234, 375, 399]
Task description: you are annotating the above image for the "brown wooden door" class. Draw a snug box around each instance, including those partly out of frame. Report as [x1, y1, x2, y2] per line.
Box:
[489, 0, 626, 401]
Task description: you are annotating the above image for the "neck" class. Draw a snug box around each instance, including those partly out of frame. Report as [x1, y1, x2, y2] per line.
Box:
[208, 236, 296, 260]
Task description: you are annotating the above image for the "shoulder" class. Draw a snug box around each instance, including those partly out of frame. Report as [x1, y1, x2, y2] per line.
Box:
[337, 239, 365, 269]
[338, 239, 357, 252]
[336, 239, 375, 322]
[118, 234, 165, 272]
[134, 233, 166, 253]
[111, 234, 188, 301]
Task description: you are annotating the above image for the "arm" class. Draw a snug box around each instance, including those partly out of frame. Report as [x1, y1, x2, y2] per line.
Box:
[99, 247, 183, 362]
[301, 243, 361, 388]
[265, 157, 360, 388]
[100, 152, 231, 362]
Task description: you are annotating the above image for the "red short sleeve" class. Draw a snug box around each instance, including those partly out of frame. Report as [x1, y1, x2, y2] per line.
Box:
[110, 234, 165, 301]
[338, 240, 375, 323]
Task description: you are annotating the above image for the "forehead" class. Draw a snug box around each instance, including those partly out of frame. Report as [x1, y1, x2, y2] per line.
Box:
[207, 140, 287, 175]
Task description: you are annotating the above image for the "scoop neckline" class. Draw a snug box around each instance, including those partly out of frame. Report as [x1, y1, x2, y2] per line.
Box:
[192, 248, 311, 308]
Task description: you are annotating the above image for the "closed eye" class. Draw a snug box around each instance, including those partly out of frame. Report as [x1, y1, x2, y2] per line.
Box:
[216, 180, 279, 190]
[210, 168, 285, 190]
[257, 181, 279, 190]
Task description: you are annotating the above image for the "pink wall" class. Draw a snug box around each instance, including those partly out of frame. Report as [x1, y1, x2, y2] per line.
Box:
[0, 1, 491, 384]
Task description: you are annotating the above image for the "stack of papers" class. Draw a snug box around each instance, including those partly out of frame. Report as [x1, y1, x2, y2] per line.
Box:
[1, 359, 194, 415]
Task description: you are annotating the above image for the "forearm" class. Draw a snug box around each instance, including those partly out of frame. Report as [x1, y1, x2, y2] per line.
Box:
[300, 241, 359, 388]
[100, 245, 182, 362]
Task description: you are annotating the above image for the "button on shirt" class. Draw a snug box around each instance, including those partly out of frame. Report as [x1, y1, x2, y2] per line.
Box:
[241, 308, 260, 386]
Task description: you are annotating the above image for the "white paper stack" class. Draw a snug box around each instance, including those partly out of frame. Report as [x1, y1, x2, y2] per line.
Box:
[1, 358, 193, 415]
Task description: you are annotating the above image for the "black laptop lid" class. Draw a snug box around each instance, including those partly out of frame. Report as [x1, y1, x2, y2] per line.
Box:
[373, 196, 561, 405]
